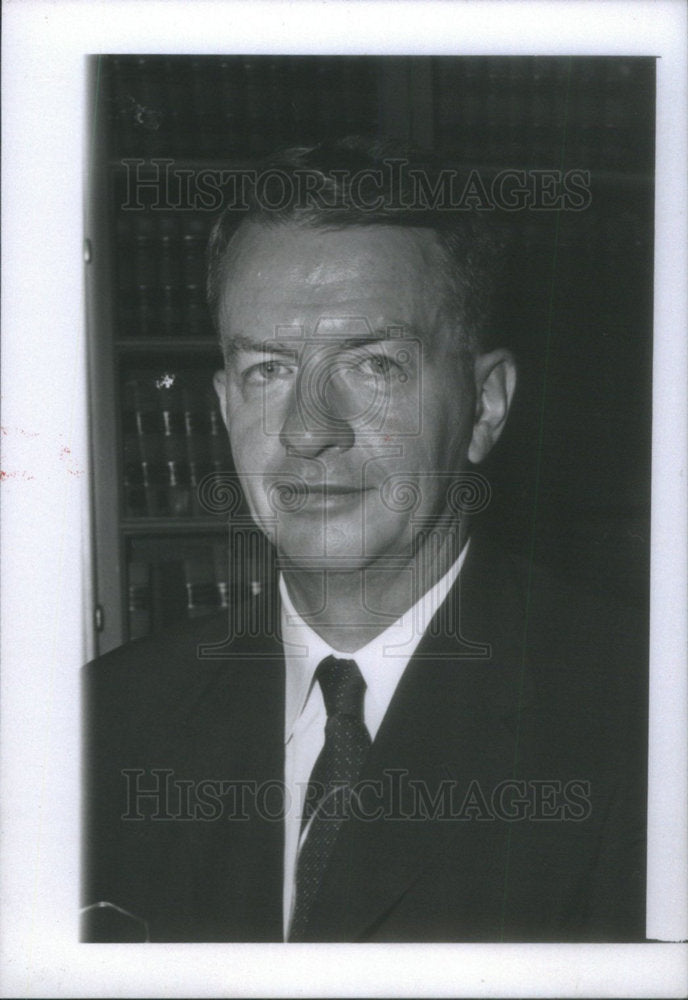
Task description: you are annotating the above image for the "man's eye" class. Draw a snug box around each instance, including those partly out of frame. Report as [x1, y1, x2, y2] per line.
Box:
[243, 360, 294, 384]
[353, 354, 397, 377]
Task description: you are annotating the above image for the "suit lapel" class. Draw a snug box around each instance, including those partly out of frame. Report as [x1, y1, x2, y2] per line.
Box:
[304, 538, 537, 940]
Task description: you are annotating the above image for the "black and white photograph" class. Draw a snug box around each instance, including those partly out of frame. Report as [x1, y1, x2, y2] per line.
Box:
[2, 2, 686, 997]
[83, 53, 654, 945]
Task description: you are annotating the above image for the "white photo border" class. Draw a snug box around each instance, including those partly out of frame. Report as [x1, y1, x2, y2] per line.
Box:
[1, 1, 686, 997]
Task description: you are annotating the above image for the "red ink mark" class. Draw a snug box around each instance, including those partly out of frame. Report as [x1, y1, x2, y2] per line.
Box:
[0, 425, 39, 438]
[59, 445, 84, 476]
[0, 470, 36, 481]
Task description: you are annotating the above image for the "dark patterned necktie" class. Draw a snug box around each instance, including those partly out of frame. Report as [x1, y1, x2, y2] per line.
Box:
[289, 655, 372, 941]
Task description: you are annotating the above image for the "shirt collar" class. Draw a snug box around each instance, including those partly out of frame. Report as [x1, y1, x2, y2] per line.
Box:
[280, 538, 470, 742]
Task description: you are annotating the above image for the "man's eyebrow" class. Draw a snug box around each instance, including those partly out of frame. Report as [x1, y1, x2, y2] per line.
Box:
[224, 326, 415, 357]
[223, 336, 298, 357]
[343, 325, 416, 348]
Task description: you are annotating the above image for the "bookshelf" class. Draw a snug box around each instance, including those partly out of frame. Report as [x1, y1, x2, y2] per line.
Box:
[86, 55, 386, 654]
[85, 55, 653, 655]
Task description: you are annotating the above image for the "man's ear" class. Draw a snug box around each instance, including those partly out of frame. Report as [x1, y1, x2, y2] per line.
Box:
[213, 369, 229, 430]
[467, 349, 517, 464]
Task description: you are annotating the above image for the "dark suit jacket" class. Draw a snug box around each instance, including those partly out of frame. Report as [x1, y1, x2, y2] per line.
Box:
[83, 536, 647, 942]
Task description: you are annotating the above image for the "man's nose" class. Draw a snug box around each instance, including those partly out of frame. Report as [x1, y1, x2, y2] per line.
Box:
[279, 367, 355, 458]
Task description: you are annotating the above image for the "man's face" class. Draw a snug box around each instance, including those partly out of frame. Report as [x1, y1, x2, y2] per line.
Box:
[214, 221, 486, 573]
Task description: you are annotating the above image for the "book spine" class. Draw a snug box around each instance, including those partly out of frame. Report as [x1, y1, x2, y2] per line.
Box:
[218, 57, 247, 151]
[212, 540, 230, 610]
[158, 382, 191, 516]
[127, 560, 153, 639]
[157, 213, 182, 337]
[207, 402, 230, 493]
[181, 215, 211, 337]
[132, 217, 158, 338]
[183, 552, 219, 618]
[183, 386, 208, 516]
[192, 56, 222, 157]
[122, 380, 147, 517]
[243, 57, 268, 155]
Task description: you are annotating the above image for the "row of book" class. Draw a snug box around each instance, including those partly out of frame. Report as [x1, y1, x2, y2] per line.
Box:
[115, 210, 214, 338]
[100, 54, 652, 173]
[127, 541, 234, 639]
[102, 55, 379, 160]
[127, 532, 270, 639]
[127, 548, 227, 639]
[434, 57, 654, 172]
[117, 285, 212, 340]
[121, 370, 233, 519]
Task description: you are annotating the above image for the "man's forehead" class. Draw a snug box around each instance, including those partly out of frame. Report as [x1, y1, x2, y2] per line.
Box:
[219, 220, 449, 339]
[226, 220, 448, 288]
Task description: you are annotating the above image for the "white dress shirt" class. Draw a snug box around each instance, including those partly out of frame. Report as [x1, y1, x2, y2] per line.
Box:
[280, 540, 470, 938]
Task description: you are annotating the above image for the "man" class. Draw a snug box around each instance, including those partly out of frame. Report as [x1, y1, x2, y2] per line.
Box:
[83, 138, 647, 942]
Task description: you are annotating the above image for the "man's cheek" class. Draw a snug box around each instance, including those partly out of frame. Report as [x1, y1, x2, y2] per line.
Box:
[230, 423, 270, 470]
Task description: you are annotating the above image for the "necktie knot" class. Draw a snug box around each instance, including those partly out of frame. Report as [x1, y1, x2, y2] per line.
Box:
[315, 655, 366, 720]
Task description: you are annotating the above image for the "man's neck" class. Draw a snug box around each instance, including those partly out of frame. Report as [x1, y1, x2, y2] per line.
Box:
[280, 524, 467, 652]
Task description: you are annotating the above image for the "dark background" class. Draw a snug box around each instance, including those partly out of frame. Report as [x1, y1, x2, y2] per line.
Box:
[89, 55, 654, 650]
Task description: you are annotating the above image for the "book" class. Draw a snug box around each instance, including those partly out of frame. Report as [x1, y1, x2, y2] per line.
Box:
[122, 378, 161, 517]
[127, 559, 152, 639]
[212, 540, 230, 610]
[183, 552, 220, 618]
[180, 215, 212, 338]
[158, 382, 191, 516]
[122, 369, 231, 519]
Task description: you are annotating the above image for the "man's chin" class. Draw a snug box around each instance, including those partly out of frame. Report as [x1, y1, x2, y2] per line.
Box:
[274, 545, 371, 574]
[267, 514, 410, 574]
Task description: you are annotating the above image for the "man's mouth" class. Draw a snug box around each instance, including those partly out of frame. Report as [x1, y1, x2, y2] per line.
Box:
[270, 480, 372, 512]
